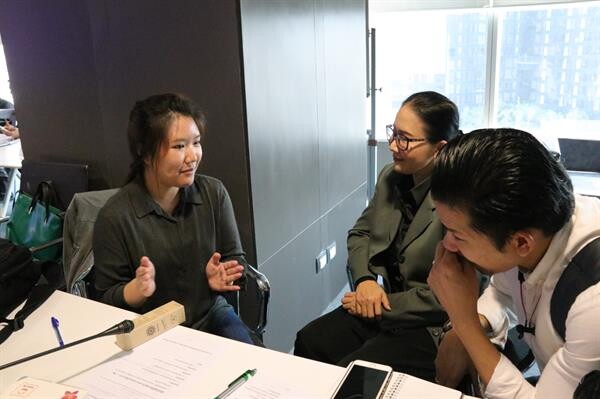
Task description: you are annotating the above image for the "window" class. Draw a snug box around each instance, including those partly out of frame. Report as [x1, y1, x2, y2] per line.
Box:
[372, 9, 488, 136]
[0, 35, 13, 103]
[495, 4, 600, 149]
[371, 1, 600, 153]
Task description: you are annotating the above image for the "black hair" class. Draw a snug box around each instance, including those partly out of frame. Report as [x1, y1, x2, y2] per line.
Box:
[431, 128, 574, 249]
[126, 93, 207, 183]
[402, 91, 461, 142]
[574, 370, 600, 399]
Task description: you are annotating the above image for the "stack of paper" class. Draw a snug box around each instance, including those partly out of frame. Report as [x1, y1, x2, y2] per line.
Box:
[1, 377, 87, 399]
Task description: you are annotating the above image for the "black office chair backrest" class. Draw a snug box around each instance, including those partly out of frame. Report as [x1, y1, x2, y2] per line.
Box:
[20, 160, 89, 210]
[558, 138, 600, 173]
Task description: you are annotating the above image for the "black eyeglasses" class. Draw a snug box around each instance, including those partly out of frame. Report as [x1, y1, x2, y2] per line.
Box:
[386, 124, 427, 151]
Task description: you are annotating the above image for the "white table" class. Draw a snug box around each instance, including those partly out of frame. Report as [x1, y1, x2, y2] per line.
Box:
[0, 292, 344, 397]
[0, 291, 467, 398]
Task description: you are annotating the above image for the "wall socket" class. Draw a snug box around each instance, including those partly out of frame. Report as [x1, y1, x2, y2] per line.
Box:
[316, 242, 337, 274]
[326, 242, 337, 262]
[316, 250, 327, 273]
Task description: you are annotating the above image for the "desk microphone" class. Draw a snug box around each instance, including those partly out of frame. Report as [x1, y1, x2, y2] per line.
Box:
[0, 320, 134, 371]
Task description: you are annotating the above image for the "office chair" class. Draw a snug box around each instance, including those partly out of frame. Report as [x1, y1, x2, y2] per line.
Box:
[62, 189, 270, 337]
[62, 189, 119, 298]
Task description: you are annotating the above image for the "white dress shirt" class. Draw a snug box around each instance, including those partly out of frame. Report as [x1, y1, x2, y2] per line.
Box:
[478, 195, 600, 399]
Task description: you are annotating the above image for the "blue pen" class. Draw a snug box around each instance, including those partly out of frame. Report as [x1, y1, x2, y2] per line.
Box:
[50, 316, 64, 347]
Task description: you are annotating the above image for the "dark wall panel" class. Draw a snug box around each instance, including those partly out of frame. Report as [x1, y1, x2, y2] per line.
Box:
[321, 185, 367, 302]
[0, 0, 256, 262]
[241, 0, 321, 262]
[317, 0, 368, 210]
[241, 0, 366, 351]
[0, 1, 106, 185]
[260, 222, 322, 350]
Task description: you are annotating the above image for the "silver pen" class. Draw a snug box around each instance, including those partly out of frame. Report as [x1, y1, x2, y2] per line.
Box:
[213, 368, 257, 399]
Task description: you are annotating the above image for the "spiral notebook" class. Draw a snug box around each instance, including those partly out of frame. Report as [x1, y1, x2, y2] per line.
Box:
[381, 372, 463, 399]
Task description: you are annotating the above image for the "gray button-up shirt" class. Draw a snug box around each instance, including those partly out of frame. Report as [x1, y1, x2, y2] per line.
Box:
[93, 174, 247, 327]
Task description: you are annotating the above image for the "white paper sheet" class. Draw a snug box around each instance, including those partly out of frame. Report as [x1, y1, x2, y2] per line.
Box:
[65, 328, 226, 399]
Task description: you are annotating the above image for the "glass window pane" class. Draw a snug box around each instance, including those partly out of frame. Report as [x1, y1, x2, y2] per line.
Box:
[372, 10, 488, 139]
[494, 3, 600, 151]
[0, 35, 13, 103]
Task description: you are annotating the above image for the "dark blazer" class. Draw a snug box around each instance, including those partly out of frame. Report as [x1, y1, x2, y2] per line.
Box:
[348, 164, 447, 337]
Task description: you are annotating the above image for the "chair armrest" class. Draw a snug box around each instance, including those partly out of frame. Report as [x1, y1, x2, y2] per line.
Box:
[244, 264, 270, 335]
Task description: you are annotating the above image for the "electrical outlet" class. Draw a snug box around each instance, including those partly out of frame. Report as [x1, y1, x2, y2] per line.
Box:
[326, 242, 337, 262]
[316, 250, 327, 273]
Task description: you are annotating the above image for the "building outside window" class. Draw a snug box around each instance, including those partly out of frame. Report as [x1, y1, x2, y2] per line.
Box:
[371, 0, 600, 155]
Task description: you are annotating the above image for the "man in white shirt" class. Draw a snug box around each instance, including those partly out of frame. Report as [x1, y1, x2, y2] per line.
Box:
[427, 128, 600, 399]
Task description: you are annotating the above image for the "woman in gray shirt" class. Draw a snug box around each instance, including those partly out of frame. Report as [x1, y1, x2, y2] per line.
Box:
[93, 93, 255, 344]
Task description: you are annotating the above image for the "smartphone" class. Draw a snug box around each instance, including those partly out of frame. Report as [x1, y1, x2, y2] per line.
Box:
[330, 360, 393, 399]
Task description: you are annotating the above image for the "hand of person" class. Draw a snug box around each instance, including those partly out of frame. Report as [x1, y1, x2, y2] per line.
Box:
[355, 279, 391, 319]
[435, 328, 472, 388]
[124, 256, 156, 307]
[341, 291, 358, 315]
[206, 252, 244, 292]
[0, 121, 20, 139]
[427, 242, 480, 325]
[134, 256, 156, 298]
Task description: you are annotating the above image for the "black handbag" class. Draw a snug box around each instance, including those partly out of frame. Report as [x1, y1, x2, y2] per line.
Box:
[0, 238, 56, 345]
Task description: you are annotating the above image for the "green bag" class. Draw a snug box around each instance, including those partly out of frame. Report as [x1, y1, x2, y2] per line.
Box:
[7, 181, 63, 262]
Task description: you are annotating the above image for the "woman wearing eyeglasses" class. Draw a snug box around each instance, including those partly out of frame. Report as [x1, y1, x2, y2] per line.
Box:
[294, 91, 461, 382]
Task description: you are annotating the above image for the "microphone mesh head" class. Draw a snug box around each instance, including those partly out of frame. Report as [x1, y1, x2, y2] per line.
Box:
[121, 320, 135, 333]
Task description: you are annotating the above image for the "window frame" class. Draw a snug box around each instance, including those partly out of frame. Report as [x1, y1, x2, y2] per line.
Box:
[371, 0, 600, 141]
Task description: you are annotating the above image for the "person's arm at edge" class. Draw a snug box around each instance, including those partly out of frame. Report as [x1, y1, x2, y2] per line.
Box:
[214, 177, 248, 286]
[452, 313, 501, 385]
[428, 244, 503, 387]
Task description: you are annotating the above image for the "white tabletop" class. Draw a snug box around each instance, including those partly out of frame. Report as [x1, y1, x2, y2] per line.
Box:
[0, 291, 343, 397]
[0, 292, 463, 398]
[0, 139, 23, 169]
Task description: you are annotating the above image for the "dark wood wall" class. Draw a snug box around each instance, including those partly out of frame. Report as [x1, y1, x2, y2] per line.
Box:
[0, 0, 256, 263]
